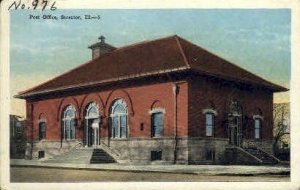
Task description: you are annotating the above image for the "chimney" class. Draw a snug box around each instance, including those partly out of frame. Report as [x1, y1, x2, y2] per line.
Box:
[88, 35, 116, 59]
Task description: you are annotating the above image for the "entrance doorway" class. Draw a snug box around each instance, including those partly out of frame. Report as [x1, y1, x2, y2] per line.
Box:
[228, 101, 243, 146]
[84, 102, 100, 147]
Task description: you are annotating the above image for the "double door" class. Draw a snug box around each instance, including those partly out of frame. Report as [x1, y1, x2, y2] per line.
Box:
[85, 119, 99, 147]
[229, 116, 242, 146]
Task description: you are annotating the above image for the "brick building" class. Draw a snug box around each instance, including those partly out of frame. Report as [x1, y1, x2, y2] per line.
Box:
[16, 35, 287, 164]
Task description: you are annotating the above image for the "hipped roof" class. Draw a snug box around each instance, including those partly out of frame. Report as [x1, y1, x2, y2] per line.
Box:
[16, 35, 288, 99]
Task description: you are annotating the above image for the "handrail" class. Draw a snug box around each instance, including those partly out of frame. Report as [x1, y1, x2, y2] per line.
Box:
[100, 142, 120, 157]
[235, 147, 263, 163]
[256, 147, 281, 162]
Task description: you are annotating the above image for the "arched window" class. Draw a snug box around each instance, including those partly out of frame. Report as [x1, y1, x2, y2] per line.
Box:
[62, 105, 76, 140]
[86, 102, 99, 119]
[110, 99, 128, 138]
[39, 121, 46, 140]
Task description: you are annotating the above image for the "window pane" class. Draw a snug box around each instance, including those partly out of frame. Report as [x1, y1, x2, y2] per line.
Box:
[152, 112, 163, 137]
[39, 122, 46, 140]
[112, 116, 119, 138]
[206, 126, 212, 136]
[66, 109, 74, 118]
[70, 119, 75, 139]
[155, 126, 163, 136]
[255, 119, 260, 139]
[206, 114, 213, 125]
[255, 128, 260, 138]
[88, 105, 98, 118]
[114, 104, 126, 114]
[120, 115, 127, 138]
[65, 120, 70, 139]
[154, 113, 163, 126]
[206, 113, 213, 136]
[255, 119, 260, 128]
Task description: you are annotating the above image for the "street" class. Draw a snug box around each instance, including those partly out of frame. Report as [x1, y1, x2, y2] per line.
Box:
[10, 166, 289, 182]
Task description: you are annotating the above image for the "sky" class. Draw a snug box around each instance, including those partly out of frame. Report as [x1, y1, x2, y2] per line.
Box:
[10, 9, 291, 117]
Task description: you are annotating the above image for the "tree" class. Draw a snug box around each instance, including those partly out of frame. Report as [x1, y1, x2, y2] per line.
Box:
[273, 103, 290, 159]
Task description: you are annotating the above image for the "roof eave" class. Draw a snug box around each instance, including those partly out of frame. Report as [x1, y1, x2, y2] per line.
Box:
[190, 69, 288, 93]
[15, 66, 191, 99]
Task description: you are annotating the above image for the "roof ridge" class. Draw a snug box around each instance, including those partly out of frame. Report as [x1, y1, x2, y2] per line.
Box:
[174, 35, 191, 68]
[113, 35, 178, 53]
[177, 37, 288, 90]
[17, 35, 184, 97]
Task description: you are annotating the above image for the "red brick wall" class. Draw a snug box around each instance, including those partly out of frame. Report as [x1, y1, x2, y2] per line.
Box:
[188, 75, 273, 140]
[25, 75, 274, 142]
[26, 80, 189, 141]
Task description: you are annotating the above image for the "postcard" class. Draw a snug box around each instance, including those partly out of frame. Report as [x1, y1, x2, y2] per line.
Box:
[1, 0, 300, 189]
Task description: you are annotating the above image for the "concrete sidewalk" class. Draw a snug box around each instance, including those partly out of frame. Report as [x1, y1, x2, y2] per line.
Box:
[10, 159, 290, 176]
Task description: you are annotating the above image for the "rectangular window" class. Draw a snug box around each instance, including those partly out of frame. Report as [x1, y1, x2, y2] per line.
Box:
[39, 122, 46, 140]
[206, 113, 214, 136]
[38, 151, 45, 159]
[151, 112, 163, 137]
[151, 151, 162, 161]
[205, 150, 215, 161]
[254, 119, 261, 139]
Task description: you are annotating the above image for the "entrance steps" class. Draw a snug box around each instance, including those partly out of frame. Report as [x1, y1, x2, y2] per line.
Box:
[43, 148, 116, 164]
[244, 147, 279, 165]
[90, 149, 116, 164]
[225, 146, 280, 165]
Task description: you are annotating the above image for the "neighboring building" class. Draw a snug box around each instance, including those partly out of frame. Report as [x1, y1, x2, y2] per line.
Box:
[10, 115, 26, 159]
[15, 35, 287, 164]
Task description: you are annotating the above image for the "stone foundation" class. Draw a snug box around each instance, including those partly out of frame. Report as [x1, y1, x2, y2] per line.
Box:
[187, 137, 229, 164]
[25, 140, 82, 160]
[25, 137, 274, 164]
[100, 137, 188, 164]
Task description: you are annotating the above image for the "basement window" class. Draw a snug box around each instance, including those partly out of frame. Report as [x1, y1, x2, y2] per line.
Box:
[151, 151, 162, 161]
[38, 151, 45, 159]
[205, 150, 215, 161]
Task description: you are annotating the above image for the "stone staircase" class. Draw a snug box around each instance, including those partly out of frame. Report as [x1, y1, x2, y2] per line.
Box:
[225, 146, 280, 165]
[90, 149, 116, 164]
[244, 147, 279, 165]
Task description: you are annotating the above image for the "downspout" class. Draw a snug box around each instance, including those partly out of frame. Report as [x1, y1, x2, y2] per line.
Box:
[60, 118, 63, 148]
[30, 103, 34, 159]
[172, 83, 179, 164]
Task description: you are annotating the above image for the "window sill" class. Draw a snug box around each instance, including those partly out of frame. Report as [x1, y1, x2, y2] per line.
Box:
[151, 136, 164, 139]
[204, 136, 215, 138]
[62, 139, 77, 141]
[110, 138, 128, 140]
